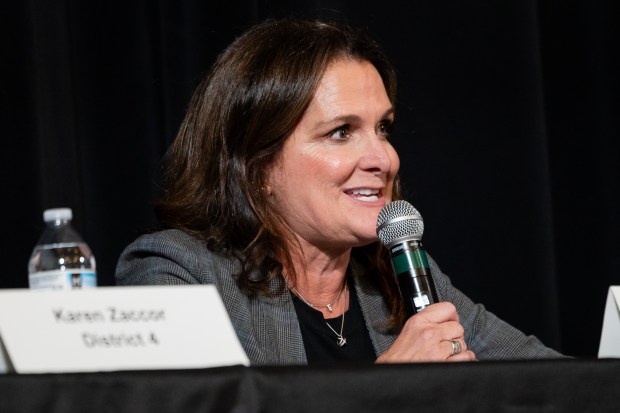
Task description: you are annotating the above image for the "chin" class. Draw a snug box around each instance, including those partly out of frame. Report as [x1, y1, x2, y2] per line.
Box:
[353, 229, 380, 246]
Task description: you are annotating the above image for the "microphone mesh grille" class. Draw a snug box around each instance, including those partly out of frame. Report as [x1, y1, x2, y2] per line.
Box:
[376, 200, 424, 246]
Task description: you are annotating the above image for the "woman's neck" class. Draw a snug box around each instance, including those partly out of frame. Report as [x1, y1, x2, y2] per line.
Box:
[285, 241, 351, 317]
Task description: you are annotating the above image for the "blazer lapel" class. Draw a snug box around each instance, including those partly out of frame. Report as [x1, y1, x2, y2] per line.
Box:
[249, 278, 307, 365]
[354, 276, 397, 358]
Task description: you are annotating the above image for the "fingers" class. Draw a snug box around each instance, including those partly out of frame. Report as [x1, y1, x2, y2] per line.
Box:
[416, 301, 460, 324]
[403, 303, 464, 344]
[376, 302, 478, 363]
[447, 350, 477, 362]
[443, 338, 475, 361]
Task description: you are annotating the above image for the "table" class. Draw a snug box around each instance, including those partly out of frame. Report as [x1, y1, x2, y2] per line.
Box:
[1, 359, 619, 412]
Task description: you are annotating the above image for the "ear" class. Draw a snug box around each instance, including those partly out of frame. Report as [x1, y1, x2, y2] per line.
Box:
[263, 162, 278, 196]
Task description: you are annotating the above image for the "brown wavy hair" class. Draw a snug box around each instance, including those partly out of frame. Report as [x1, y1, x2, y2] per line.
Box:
[156, 18, 405, 327]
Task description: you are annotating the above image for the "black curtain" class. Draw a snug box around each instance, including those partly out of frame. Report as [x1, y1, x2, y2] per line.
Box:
[2, 1, 618, 358]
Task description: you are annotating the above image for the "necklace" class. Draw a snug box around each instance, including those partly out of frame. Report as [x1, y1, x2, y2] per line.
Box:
[324, 282, 347, 347]
[290, 280, 345, 313]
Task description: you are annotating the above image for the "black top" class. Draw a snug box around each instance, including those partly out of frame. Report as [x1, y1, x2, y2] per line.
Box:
[292, 279, 377, 365]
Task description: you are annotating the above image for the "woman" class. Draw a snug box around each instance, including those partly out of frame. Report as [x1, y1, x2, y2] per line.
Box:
[115, 18, 563, 364]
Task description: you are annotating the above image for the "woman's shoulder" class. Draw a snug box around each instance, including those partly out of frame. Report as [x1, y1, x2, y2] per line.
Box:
[128, 228, 206, 250]
[115, 229, 239, 286]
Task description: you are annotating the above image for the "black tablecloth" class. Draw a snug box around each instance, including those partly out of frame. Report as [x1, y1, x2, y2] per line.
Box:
[1, 359, 619, 412]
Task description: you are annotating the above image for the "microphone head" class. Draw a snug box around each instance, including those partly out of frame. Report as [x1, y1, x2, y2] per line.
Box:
[376, 200, 424, 247]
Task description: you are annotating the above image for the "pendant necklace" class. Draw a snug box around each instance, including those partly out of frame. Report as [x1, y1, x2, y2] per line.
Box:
[289, 279, 348, 346]
[324, 282, 347, 347]
[290, 279, 345, 313]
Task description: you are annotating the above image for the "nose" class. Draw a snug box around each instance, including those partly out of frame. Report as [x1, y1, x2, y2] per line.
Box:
[358, 134, 398, 176]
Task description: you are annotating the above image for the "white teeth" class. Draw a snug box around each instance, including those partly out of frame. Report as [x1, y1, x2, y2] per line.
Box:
[358, 195, 379, 202]
[350, 189, 379, 195]
[347, 189, 380, 202]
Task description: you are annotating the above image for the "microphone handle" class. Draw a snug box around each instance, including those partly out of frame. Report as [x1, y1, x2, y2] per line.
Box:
[390, 240, 439, 318]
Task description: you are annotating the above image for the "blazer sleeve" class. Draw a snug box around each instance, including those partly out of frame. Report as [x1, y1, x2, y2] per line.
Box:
[429, 255, 566, 359]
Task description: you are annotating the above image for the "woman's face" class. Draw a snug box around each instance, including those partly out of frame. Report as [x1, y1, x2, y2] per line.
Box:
[267, 58, 400, 252]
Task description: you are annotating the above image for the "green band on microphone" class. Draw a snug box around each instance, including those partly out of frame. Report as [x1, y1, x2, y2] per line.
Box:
[393, 248, 429, 274]
[415, 248, 430, 268]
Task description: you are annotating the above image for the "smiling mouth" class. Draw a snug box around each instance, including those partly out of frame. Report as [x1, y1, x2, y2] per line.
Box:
[345, 188, 381, 202]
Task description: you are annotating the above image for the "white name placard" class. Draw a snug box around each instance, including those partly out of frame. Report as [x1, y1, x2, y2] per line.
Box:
[599, 286, 620, 358]
[0, 285, 249, 373]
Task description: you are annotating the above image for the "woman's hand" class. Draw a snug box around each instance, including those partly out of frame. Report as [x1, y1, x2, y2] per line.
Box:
[375, 302, 477, 363]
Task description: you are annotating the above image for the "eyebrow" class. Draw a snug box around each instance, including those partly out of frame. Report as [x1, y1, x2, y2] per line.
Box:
[313, 107, 395, 130]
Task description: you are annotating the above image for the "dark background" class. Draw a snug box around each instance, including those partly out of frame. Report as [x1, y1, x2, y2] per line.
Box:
[1, 1, 618, 358]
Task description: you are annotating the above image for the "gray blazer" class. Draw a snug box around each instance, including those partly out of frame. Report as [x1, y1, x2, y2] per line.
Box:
[115, 229, 563, 365]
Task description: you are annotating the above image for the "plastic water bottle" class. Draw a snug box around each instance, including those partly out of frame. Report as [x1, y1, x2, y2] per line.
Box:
[28, 208, 97, 289]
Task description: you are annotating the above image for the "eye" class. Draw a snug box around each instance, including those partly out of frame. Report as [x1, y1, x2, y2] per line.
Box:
[328, 125, 351, 141]
[377, 120, 394, 138]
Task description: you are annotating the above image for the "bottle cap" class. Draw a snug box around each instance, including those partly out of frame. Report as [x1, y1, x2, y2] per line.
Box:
[43, 208, 73, 223]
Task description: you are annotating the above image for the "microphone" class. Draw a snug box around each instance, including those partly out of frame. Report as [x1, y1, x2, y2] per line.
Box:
[376, 200, 438, 317]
